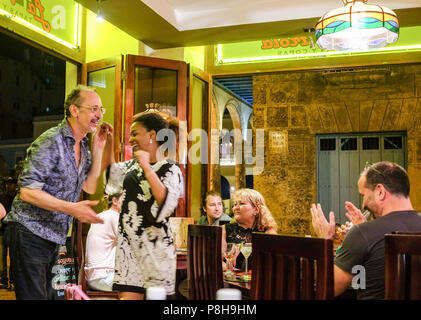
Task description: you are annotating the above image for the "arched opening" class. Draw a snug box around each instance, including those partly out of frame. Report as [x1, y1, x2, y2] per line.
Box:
[220, 101, 245, 195]
[245, 114, 254, 189]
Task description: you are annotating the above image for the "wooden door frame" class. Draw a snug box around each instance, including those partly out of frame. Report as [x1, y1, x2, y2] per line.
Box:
[82, 55, 124, 161]
[124, 54, 187, 160]
[187, 66, 212, 217]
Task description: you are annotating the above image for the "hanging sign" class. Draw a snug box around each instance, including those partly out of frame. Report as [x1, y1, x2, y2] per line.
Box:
[0, 0, 81, 49]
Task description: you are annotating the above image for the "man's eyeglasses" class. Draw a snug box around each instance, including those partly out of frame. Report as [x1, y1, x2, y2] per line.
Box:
[364, 161, 385, 178]
[75, 104, 106, 114]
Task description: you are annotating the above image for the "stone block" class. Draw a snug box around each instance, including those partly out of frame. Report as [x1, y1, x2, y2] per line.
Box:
[368, 100, 387, 131]
[268, 81, 297, 104]
[398, 99, 417, 130]
[318, 104, 337, 132]
[382, 99, 402, 131]
[332, 102, 353, 132]
[253, 107, 265, 128]
[305, 104, 324, 133]
[267, 106, 288, 128]
[253, 84, 267, 105]
[290, 105, 307, 128]
[288, 142, 305, 166]
[359, 100, 374, 132]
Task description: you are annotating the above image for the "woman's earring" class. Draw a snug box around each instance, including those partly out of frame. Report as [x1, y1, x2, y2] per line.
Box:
[149, 138, 152, 144]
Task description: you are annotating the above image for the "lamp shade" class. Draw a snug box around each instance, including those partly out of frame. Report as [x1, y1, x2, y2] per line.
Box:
[315, 0, 399, 51]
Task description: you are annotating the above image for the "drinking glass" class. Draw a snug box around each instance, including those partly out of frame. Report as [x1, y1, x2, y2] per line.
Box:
[223, 243, 237, 277]
[240, 243, 252, 281]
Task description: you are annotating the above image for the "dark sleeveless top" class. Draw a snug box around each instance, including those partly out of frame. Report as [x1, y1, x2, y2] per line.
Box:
[225, 222, 257, 270]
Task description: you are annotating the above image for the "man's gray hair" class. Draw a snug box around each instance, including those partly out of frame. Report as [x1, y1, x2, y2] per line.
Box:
[64, 85, 96, 119]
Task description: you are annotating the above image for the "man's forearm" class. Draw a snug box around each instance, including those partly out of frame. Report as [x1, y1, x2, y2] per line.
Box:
[20, 187, 76, 216]
[334, 265, 353, 296]
[83, 148, 103, 194]
[101, 132, 116, 172]
[20, 187, 103, 224]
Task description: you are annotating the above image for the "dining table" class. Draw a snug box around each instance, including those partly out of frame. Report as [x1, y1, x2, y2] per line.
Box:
[223, 271, 251, 300]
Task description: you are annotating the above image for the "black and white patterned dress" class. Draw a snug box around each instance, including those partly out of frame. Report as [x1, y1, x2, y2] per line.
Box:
[107, 159, 182, 295]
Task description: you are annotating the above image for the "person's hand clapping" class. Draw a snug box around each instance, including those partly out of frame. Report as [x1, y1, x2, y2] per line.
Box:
[345, 201, 367, 225]
[310, 203, 336, 239]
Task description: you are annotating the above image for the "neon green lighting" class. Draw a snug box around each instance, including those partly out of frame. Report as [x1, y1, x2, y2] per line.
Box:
[216, 27, 421, 65]
[216, 43, 421, 64]
[0, 3, 82, 50]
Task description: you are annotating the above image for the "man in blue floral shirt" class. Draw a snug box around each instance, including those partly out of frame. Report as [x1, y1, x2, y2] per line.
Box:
[5, 85, 113, 300]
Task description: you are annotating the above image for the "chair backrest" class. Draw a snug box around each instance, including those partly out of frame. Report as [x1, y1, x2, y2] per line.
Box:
[71, 219, 84, 289]
[71, 219, 119, 300]
[187, 224, 223, 300]
[385, 232, 421, 300]
[250, 233, 334, 300]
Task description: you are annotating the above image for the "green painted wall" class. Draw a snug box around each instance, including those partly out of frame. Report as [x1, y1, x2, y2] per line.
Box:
[85, 9, 139, 62]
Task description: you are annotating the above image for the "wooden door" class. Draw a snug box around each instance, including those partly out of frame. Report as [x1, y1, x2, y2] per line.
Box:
[82, 55, 124, 161]
[124, 55, 188, 216]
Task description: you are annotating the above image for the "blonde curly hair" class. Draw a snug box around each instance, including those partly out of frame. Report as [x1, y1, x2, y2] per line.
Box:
[233, 188, 278, 233]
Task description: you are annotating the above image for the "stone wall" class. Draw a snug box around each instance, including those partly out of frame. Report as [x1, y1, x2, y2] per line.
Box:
[253, 63, 421, 235]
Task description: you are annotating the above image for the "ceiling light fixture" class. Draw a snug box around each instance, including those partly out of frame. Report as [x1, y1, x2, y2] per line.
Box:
[96, 0, 104, 23]
[315, 0, 399, 51]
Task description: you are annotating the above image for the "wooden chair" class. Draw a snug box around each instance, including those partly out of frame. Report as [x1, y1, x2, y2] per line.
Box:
[187, 225, 224, 300]
[385, 232, 421, 300]
[71, 220, 119, 300]
[250, 232, 334, 300]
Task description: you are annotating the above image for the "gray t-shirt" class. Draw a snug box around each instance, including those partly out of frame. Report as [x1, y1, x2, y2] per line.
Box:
[335, 210, 421, 300]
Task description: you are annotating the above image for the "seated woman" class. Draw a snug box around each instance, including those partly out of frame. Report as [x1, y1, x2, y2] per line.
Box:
[222, 188, 278, 270]
[197, 191, 232, 226]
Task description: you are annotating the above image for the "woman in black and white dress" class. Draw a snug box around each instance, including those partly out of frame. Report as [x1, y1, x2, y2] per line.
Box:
[106, 112, 182, 300]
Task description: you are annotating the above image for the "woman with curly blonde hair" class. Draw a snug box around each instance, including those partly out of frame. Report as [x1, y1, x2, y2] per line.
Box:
[222, 188, 278, 270]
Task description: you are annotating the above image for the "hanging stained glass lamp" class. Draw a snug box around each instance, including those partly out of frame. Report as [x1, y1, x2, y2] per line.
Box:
[315, 0, 399, 51]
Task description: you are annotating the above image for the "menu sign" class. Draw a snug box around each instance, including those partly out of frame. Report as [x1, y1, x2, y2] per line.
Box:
[169, 217, 195, 249]
[49, 239, 76, 300]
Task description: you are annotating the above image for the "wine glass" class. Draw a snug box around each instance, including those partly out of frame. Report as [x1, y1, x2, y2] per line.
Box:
[240, 243, 252, 281]
[223, 243, 237, 277]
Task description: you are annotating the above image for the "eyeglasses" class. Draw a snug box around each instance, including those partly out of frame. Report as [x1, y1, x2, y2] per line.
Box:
[364, 161, 385, 178]
[75, 104, 106, 114]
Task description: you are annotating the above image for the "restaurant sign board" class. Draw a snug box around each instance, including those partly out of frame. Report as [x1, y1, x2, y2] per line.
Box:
[0, 0, 81, 49]
[216, 26, 421, 65]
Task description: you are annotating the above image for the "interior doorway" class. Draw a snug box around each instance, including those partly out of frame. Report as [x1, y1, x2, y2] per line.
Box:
[213, 76, 253, 213]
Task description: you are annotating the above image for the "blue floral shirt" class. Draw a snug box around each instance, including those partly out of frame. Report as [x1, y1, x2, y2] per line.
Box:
[5, 119, 91, 244]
